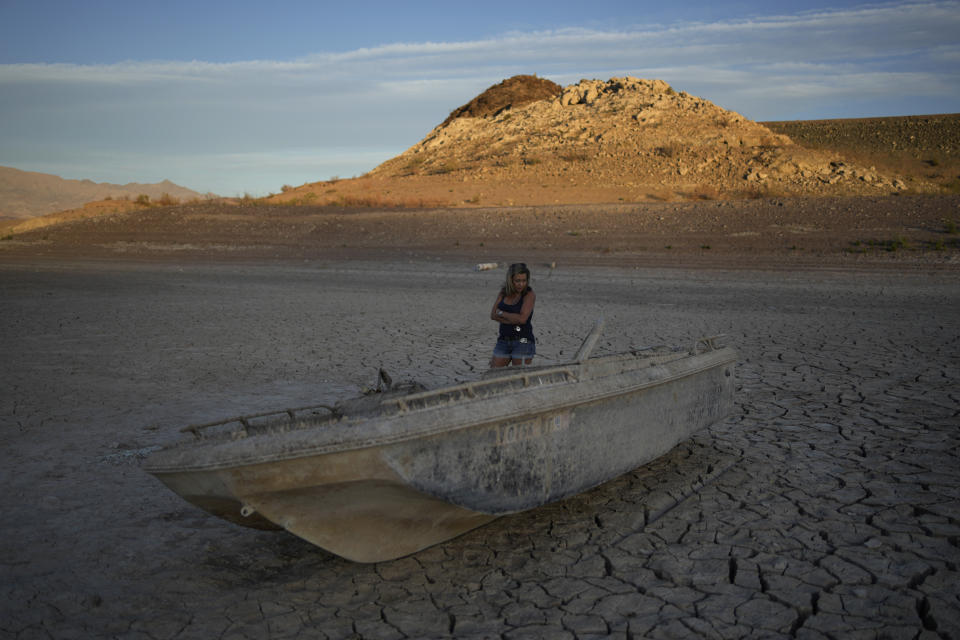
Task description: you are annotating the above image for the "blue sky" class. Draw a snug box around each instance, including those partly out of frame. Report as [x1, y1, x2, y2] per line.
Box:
[1, 1, 958, 197]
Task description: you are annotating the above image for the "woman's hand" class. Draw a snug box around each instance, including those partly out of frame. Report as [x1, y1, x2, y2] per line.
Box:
[491, 291, 536, 324]
[490, 294, 505, 322]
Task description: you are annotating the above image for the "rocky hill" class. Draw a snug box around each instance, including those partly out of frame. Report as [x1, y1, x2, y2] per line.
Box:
[270, 75, 942, 208]
[0, 166, 212, 220]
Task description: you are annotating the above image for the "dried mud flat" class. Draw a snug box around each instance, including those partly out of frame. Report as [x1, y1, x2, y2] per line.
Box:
[1, 255, 959, 639]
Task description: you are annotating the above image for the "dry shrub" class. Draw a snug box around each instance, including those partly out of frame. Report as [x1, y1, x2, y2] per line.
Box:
[739, 186, 768, 200]
[644, 189, 677, 202]
[686, 185, 721, 200]
[400, 160, 424, 177]
[430, 161, 460, 175]
[758, 135, 785, 148]
[334, 194, 449, 208]
[715, 113, 741, 128]
[654, 145, 676, 158]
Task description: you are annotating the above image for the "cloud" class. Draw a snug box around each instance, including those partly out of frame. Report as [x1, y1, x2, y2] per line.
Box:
[1, 1, 958, 195]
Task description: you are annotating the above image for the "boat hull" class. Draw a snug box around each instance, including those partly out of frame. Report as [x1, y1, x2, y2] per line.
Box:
[147, 345, 735, 562]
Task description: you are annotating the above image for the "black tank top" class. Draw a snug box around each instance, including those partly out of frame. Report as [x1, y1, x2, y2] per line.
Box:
[498, 289, 535, 341]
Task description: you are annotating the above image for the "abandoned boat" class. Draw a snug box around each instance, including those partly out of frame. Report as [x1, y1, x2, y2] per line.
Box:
[144, 326, 736, 563]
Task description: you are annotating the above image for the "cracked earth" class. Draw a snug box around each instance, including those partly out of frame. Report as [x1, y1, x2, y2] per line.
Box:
[1, 259, 958, 639]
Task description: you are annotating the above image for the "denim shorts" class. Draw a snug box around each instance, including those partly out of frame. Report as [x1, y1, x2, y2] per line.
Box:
[493, 337, 536, 359]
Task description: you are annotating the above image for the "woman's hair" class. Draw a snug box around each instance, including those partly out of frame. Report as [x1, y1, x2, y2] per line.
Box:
[502, 262, 531, 296]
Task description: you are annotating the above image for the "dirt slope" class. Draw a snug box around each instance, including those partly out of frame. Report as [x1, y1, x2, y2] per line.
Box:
[763, 114, 960, 194]
[3, 194, 958, 268]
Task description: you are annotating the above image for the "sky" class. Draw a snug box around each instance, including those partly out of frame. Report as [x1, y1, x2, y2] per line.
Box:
[1, 1, 958, 197]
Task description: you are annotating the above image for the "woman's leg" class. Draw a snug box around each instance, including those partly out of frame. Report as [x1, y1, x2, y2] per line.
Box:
[491, 356, 512, 367]
[510, 342, 535, 366]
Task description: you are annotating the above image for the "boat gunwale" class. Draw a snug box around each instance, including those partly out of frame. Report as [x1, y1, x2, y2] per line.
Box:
[144, 347, 736, 474]
[180, 348, 692, 438]
[383, 349, 688, 412]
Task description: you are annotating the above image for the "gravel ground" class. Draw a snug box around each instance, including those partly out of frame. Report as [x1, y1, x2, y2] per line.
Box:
[1, 258, 958, 639]
[3, 195, 960, 270]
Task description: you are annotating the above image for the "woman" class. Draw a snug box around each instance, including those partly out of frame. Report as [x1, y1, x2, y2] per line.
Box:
[490, 263, 536, 367]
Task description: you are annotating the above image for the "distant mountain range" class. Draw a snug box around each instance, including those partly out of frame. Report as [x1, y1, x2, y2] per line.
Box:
[0, 166, 214, 220]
